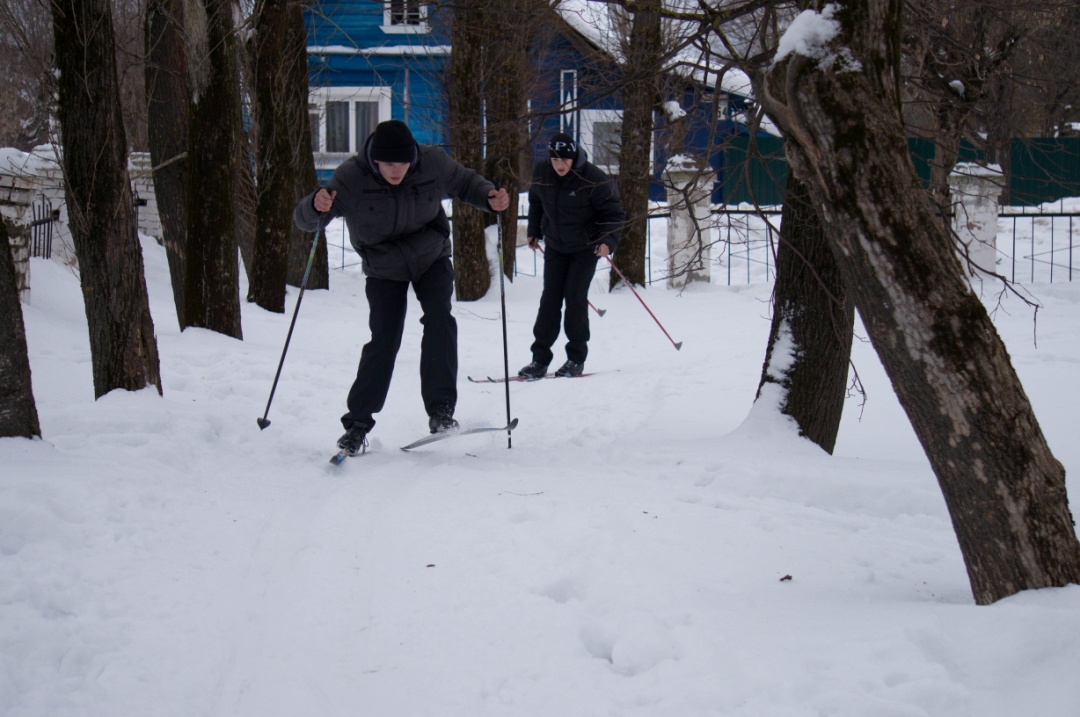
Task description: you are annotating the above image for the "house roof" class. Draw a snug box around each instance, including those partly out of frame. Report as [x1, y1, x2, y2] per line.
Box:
[553, 0, 755, 99]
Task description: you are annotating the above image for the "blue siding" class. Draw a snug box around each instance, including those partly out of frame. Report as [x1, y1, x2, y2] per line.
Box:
[306, 0, 450, 49]
[303, 2, 755, 194]
[305, 0, 451, 152]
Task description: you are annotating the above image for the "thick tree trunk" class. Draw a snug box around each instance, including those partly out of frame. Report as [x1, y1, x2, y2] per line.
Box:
[0, 221, 41, 438]
[251, 0, 318, 312]
[757, 174, 853, 454]
[759, 0, 1080, 604]
[448, 0, 490, 301]
[285, 95, 322, 289]
[51, 0, 163, 398]
[482, 0, 534, 280]
[287, 147, 319, 289]
[236, 129, 257, 286]
[612, 0, 661, 289]
[183, 0, 243, 338]
[144, 0, 189, 328]
[281, 0, 325, 291]
[927, 104, 969, 214]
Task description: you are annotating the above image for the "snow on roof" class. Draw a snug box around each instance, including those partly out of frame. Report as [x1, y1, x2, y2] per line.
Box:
[553, 0, 755, 101]
[307, 45, 451, 56]
[555, 0, 624, 58]
[0, 145, 60, 177]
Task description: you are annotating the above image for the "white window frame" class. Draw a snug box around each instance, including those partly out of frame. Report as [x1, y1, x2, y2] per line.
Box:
[309, 86, 392, 170]
[579, 108, 624, 174]
[381, 0, 429, 34]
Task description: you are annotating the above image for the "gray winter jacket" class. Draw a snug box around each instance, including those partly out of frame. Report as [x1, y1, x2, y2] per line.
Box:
[294, 137, 496, 282]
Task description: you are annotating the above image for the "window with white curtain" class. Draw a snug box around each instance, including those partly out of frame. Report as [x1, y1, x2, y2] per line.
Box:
[308, 87, 392, 158]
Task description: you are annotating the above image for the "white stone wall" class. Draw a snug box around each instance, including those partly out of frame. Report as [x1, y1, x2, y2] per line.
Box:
[1, 173, 36, 303]
[0, 146, 166, 301]
[128, 152, 163, 240]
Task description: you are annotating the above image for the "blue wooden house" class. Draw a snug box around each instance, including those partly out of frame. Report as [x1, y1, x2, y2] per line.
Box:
[303, 0, 759, 201]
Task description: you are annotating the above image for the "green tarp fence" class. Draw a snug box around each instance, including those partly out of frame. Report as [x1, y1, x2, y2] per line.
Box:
[719, 136, 1080, 207]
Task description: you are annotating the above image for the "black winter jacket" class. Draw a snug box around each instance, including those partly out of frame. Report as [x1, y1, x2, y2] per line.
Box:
[294, 136, 495, 282]
[526, 149, 625, 255]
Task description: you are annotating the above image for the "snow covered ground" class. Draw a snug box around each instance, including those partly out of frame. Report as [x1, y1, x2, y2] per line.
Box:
[3, 212, 1080, 716]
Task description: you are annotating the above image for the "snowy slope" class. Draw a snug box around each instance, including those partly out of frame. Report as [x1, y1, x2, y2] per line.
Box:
[2, 219, 1080, 716]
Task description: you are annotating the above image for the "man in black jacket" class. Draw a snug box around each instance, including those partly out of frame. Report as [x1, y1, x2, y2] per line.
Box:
[294, 120, 509, 455]
[518, 133, 625, 379]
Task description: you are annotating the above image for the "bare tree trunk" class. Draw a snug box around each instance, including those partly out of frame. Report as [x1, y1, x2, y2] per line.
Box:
[278, 0, 323, 291]
[928, 104, 969, 213]
[448, 0, 490, 301]
[756, 174, 853, 454]
[0, 221, 41, 438]
[51, 0, 163, 398]
[250, 0, 318, 311]
[902, 0, 1022, 213]
[236, 126, 257, 286]
[759, 0, 1080, 604]
[288, 158, 324, 288]
[482, 0, 540, 280]
[145, 0, 189, 327]
[612, 0, 661, 289]
[183, 0, 243, 338]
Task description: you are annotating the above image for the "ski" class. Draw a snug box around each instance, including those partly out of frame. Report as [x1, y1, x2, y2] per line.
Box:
[400, 418, 519, 451]
[467, 373, 596, 384]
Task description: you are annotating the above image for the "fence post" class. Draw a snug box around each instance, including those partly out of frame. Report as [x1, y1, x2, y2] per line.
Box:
[663, 155, 715, 288]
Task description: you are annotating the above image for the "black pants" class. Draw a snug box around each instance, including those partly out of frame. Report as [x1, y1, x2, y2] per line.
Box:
[342, 257, 457, 429]
[530, 246, 599, 366]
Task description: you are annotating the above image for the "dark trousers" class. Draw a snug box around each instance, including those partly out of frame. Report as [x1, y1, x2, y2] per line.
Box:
[530, 246, 599, 366]
[342, 257, 457, 429]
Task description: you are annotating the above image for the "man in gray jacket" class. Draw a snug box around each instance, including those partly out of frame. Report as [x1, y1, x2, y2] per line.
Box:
[294, 120, 509, 455]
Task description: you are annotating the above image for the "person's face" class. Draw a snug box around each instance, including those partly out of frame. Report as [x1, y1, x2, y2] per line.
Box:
[551, 158, 573, 176]
[376, 161, 410, 185]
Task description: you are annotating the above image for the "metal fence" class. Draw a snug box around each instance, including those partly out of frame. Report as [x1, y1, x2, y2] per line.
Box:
[512, 208, 783, 287]
[30, 195, 58, 260]
[1001, 210, 1078, 284]
[647, 206, 1078, 287]
[331, 205, 1077, 286]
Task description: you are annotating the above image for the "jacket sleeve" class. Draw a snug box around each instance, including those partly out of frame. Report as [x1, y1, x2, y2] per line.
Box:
[438, 151, 496, 212]
[292, 188, 326, 232]
[591, 174, 625, 253]
[292, 161, 354, 231]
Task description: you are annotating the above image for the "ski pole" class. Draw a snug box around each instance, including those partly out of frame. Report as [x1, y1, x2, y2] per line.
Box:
[257, 225, 324, 429]
[535, 244, 606, 316]
[605, 255, 683, 350]
[495, 185, 514, 448]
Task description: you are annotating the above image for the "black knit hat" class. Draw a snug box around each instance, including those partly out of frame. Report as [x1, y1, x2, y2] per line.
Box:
[370, 120, 416, 163]
[548, 133, 579, 160]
